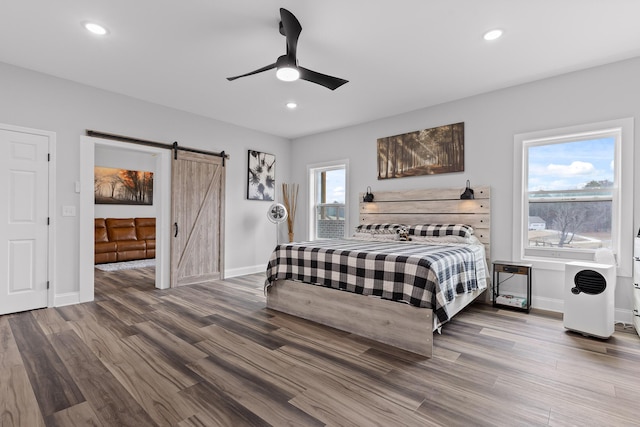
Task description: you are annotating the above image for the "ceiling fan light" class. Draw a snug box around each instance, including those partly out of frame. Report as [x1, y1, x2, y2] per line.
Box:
[276, 66, 300, 82]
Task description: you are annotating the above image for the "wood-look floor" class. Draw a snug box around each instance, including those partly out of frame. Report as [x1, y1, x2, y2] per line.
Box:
[2, 267, 640, 426]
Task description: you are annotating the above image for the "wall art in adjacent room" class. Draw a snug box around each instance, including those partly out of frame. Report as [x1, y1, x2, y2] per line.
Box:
[377, 122, 464, 179]
[94, 167, 154, 205]
[247, 150, 276, 201]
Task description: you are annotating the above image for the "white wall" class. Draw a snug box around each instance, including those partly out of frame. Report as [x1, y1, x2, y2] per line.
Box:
[291, 57, 640, 321]
[2, 56, 638, 318]
[0, 61, 291, 299]
[94, 146, 157, 219]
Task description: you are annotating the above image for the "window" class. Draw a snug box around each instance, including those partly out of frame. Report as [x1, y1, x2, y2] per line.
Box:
[513, 118, 633, 276]
[308, 160, 348, 240]
[527, 136, 616, 254]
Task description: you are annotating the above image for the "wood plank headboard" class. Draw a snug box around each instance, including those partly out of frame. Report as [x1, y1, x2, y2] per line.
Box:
[359, 186, 491, 259]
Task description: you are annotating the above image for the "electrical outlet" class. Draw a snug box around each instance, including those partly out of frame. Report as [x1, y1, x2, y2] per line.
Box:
[62, 206, 76, 217]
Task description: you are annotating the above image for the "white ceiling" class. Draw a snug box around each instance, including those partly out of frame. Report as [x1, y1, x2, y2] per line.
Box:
[2, 1, 640, 139]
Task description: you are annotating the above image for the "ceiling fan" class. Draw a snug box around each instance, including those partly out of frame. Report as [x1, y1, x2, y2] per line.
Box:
[227, 8, 348, 90]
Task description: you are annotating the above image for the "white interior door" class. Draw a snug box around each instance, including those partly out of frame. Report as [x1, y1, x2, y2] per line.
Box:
[0, 129, 49, 314]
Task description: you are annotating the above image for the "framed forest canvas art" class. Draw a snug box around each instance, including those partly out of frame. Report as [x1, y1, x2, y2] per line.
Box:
[247, 150, 276, 201]
[377, 122, 464, 179]
[94, 167, 154, 205]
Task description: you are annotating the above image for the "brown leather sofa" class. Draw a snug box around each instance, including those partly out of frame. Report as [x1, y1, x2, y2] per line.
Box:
[95, 218, 156, 264]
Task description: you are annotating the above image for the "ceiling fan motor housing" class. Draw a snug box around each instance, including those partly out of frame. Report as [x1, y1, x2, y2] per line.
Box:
[226, 8, 348, 90]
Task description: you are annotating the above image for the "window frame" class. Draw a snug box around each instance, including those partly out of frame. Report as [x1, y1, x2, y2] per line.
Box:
[307, 159, 349, 241]
[512, 118, 634, 277]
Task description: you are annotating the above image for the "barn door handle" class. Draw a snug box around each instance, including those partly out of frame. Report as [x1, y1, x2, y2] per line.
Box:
[174, 222, 179, 237]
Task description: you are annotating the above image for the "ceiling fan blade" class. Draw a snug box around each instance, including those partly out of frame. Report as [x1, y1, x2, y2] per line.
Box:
[227, 63, 276, 81]
[280, 8, 302, 60]
[298, 67, 348, 90]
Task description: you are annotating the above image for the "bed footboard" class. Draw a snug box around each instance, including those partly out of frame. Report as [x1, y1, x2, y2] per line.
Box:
[266, 279, 434, 358]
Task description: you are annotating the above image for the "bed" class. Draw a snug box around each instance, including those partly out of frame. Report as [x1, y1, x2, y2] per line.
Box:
[265, 186, 490, 357]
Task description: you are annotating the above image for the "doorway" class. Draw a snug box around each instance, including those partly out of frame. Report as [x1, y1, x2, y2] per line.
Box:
[79, 136, 171, 302]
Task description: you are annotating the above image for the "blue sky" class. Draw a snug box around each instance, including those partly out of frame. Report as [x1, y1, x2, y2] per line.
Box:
[324, 169, 345, 203]
[528, 137, 615, 191]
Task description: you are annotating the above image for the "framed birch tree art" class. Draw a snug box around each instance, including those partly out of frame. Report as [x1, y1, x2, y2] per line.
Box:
[377, 122, 464, 179]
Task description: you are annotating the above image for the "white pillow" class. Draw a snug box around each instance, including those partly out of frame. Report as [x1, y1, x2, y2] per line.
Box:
[351, 232, 399, 241]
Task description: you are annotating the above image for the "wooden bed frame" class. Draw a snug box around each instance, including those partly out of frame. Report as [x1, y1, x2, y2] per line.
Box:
[266, 186, 491, 358]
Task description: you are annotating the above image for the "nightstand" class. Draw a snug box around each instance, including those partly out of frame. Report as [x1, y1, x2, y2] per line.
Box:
[492, 261, 532, 313]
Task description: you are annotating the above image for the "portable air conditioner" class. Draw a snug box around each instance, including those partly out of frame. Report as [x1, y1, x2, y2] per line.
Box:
[563, 256, 616, 339]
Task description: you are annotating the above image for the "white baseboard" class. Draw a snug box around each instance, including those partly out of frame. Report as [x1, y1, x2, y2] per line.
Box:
[53, 292, 80, 307]
[615, 308, 634, 325]
[225, 264, 265, 278]
[532, 296, 563, 314]
[531, 296, 633, 325]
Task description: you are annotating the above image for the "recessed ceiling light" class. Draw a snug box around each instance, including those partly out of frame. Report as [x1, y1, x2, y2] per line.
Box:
[286, 102, 298, 109]
[483, 29, 503, 41]
[84, 22, 108, 36]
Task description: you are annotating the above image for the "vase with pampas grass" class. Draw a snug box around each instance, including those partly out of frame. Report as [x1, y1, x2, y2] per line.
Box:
[282, 183, 299, 242]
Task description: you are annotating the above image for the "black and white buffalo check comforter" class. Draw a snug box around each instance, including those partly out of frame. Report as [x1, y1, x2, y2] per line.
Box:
[265, 239, 488, 329]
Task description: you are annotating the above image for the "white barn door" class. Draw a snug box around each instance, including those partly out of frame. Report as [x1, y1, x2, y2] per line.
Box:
[0, 128, 49, 314]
